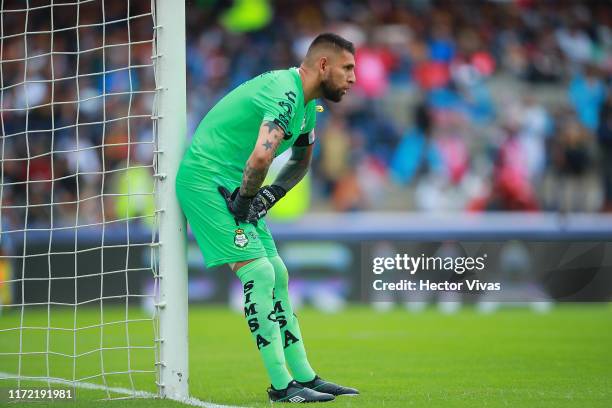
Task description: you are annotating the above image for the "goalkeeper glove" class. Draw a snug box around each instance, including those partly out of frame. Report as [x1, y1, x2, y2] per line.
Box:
[217, 186, 259, 226]
[250, 185, 286, 220]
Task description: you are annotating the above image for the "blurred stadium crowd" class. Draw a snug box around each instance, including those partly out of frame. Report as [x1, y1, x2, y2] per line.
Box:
[186, 0, 612, 214]
[2, 0, 612, 231]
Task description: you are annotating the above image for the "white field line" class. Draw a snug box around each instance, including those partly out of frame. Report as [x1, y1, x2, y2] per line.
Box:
[0, 371, 243, 408]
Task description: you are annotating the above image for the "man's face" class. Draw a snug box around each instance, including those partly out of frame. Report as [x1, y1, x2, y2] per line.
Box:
[320, 50, 356, 103]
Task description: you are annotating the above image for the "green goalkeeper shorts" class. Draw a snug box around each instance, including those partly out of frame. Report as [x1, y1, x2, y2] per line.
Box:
[175, 168, 278, 268]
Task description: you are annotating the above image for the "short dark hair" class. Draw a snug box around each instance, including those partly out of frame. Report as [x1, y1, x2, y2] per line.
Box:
[307, 33, 355, 55]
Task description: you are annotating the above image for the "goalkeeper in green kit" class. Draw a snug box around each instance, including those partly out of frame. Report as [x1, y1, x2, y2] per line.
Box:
[176, 33, 358, 403]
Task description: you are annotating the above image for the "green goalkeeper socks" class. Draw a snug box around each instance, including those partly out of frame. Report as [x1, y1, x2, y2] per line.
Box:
[236, 258, 293, 389]
[268, 255, 317, 383]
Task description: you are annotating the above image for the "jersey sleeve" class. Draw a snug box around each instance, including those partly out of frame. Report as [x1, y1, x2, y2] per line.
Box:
[293, 130, 315, 146]
[303, 101, 317, 134]
[293, 101, 317, 146]
[256, 72, 299, 136]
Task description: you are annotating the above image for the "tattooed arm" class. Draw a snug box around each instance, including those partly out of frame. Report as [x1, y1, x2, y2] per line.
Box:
[240, 120, 285, 197]
[273, 140, 313, 192]
[244, 134, 313, 221]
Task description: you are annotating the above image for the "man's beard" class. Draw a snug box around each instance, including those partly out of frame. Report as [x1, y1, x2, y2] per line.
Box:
[321, 79, 344, 103]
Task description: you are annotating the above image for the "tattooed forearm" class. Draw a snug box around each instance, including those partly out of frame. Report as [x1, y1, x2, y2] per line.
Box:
[274, 161, 308, 192]
[274, 145, 312, 192]
[240, 120, 285, 196]
[240, 163, 269, 197]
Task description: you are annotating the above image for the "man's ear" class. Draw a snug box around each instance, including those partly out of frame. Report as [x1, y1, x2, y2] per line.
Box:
[319, 56, 328, 73]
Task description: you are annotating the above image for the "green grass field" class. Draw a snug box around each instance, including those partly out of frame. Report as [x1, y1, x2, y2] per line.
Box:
[1, 304, 611, 407]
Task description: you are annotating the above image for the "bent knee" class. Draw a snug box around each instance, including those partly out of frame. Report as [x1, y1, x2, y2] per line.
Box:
[230, 258, 258, 272]
[268, 255, 289, 292]
[236, 257, 276, 290]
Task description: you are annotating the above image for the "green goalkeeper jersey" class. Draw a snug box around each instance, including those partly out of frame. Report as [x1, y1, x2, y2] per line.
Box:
[180, 68, 317, 185]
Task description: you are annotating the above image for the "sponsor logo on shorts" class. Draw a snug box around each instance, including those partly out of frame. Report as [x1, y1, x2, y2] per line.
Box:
[234, 229, 249, 248]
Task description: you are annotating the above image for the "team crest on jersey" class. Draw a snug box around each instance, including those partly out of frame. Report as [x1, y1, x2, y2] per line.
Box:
[234, 229, 249, 248]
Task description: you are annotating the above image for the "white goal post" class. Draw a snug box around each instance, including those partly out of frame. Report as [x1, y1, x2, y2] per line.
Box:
[154, 0, 189, 401]
[0, 0, 189, 402]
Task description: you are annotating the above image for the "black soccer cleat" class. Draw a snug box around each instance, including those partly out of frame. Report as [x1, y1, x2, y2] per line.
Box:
[297, 375, 359, 396]
[268, 380, 335, 403]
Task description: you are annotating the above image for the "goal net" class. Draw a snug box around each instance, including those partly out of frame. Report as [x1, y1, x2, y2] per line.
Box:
[0, 0, 188, 401]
